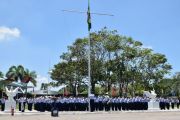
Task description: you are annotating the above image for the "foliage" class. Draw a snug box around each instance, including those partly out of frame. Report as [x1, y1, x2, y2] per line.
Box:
[51, 27, 172, 97]
[155, 78, 173, 97]
[40, 83, 49, 90]
[5, 65, 37, 86]
[0, 71, 3, 78]
[171, 72, 180, 97]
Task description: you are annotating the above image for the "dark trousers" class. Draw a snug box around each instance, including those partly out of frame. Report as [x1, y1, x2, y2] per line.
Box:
[19, 102, 26, 112]
[94, 102, 99, 111]
[99, 102, 103, 111]
[177, 103, 179, 109]
[1, 103, 5, 111]
[19, 103, 21, 111]
[166, 103, 170, 110]
[171, 103, 174, 109]
[90, 99, 95, 112]
[28, 103, 33, 111]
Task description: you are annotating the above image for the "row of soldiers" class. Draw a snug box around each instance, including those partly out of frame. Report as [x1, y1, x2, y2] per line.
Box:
[158, 97, 180, 110]
[1, 96, 180, 112]
[90, 96, 149, 111]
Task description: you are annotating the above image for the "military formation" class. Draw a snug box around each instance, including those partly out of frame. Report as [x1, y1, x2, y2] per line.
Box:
[1, 96, 180, 112]
[159, 97, 180, 110]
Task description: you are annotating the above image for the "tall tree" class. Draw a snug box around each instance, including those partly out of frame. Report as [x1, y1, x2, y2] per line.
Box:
[51, 28, 172, 96]
[6, 65, 25, 82]
[22, 69, 37, 86]
[171, 72, 180, 97]
[155, 78, 172, 97]
[5, 65, 37, 86]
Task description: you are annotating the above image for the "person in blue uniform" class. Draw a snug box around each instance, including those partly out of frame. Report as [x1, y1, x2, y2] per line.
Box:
[18, 97, 26, 112]
[27, 98, 33, 111]
[170, 98, 175, 109]
[175, 98, 179, 109]
[89, 95, 95, 112]
[0, 97, 5, 111]
[165, 98, 170, 110]
[98, 96, 103, 111]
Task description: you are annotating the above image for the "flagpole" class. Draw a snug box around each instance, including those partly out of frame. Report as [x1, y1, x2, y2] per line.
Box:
[88, 29, 91, 112]
[61, 0, 114, 112]
[87, 0, 91, 112]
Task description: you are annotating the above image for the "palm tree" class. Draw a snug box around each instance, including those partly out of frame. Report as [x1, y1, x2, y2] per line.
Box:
[22, 69, 37, 86]
[6, 65, 37, 86]
[21, 69, 37, 97]
[5, 65, 25, 82]
[4, 65, 37, 99]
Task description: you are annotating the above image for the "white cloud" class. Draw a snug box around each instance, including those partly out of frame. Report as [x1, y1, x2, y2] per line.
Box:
[34, 75, 49, 90]
[27, 75, 64, 92]
[0, 26, 21, 41]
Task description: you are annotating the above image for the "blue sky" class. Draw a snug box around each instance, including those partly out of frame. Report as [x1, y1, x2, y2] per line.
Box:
[0, 0, 180, 86]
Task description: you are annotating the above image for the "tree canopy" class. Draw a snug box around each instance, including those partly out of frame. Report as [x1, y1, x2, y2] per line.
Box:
[0, 65, 37, 91]
[51, 28, 172, 97]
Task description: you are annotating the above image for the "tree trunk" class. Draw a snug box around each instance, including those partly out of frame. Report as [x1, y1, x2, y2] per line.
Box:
[107, 71, 111, 94]
[132, 80, 134, 97]
[107, 81, 111, 95]
[125, 82, 128, 97]
[107, 52, 111, 95]
[69, 80, 73, 95]
[119, 82, 122, 97]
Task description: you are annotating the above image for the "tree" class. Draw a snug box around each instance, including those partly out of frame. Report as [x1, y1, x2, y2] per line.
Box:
[5, 65, 37, 86]
[141, 53, 172, 91]
[171, 72, 180, 97]
[51, 27, 172, 96]
[6, 65, 25, 82]
[155, 78, 172, 97]
[22, 69, 37, 86]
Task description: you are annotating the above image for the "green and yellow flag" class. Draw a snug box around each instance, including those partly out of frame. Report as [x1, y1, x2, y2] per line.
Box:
[87, 0, 91, 31]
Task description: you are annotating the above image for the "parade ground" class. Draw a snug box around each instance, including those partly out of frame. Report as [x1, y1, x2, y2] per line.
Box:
[1, 110, 180, 120]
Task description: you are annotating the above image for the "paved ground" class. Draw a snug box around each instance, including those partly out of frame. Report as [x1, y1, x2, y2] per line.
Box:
[1, 110, 180, 120]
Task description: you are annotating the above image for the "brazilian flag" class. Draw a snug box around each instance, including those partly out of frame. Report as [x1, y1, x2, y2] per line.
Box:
[87, 0, 91, 31]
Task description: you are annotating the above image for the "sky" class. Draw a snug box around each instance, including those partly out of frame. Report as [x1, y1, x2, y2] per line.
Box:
[0, 0, 180, 89]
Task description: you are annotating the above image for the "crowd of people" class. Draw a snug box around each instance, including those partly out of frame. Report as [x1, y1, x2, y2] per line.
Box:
[1, 95, 180, 112]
